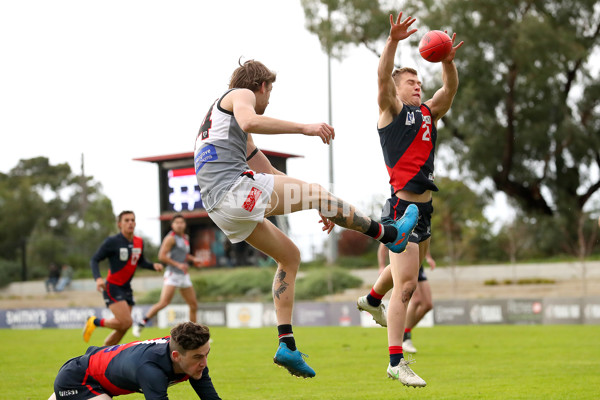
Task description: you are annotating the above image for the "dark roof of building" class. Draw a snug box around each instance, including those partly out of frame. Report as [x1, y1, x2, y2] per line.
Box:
[134, 149, 302, 163]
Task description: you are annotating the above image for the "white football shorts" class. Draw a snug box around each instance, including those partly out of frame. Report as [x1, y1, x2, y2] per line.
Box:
[163, 270, 193, 288]
[208, 172, 274, 243]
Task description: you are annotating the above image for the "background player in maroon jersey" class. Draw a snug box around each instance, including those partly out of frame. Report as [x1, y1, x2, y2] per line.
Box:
[83, 211, 163, 346]
[356, 12, 463, 387]
[49, 322, 220, 400]
[376, 242, 436, 354]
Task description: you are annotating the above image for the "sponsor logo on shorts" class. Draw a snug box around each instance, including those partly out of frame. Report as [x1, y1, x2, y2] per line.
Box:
[58, 390, 79, 397]
[242, 187, 262, 212]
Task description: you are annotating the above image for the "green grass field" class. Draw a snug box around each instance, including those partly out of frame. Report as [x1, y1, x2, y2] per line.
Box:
[2, 325, 599, 399]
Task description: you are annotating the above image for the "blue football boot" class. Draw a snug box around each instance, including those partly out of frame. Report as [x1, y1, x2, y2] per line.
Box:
[384, 204, 419, 253]
[273, 342, 316, 378]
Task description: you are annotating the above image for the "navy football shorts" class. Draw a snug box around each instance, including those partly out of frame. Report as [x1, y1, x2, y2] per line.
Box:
[418, 265, 428, 282]
[381, 197, 433, 244]
[103, 282, 135, 307]
[53, 356, 107, 400]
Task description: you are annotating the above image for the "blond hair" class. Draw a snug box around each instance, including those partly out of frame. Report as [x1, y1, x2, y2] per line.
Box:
[392, 67, 418, 85]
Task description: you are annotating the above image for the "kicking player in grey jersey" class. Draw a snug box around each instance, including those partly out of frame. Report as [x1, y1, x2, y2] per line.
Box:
[194, 59, 419, 379]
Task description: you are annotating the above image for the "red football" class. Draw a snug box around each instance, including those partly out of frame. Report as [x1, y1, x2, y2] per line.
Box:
[419, 30, 452, 63]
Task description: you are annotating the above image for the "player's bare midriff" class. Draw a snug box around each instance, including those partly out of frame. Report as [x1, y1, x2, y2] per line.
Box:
[394, 189, 432, 203]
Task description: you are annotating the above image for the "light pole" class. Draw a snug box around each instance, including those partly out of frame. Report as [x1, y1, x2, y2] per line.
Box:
[325, 6, 338, 265]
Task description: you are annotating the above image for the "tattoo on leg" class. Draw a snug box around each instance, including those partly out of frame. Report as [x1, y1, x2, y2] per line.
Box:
[273, 270, 289, 300]
[351, 209, 372, 233]
[320, 199, 371, 233]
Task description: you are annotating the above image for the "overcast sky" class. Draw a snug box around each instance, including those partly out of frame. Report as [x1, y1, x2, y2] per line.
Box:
[1, 0, 514, 259]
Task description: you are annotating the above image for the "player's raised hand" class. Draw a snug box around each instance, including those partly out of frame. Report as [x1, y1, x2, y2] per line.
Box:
[389, 12, 417, 42]
[303, 122, 335, 144]
[440, 31, 464, 64]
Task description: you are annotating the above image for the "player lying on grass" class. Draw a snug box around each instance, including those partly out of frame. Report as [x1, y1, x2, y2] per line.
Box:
[49, 322, 220, 400]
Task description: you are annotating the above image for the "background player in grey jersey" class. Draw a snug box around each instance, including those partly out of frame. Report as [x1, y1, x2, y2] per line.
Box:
[356, 12, 463, 387]
[134, 214, 201, 337]
[194, 59, 419, 379]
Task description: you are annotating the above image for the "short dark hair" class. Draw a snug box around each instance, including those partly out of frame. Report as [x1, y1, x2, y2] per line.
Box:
[169, 322, 211, 354]
[117, 210, 135, 222]
[171, 213, 185, 224]
[229, 59, 277, 92]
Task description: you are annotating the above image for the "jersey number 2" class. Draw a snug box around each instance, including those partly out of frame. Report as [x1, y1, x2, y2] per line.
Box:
[421, 122, 431, 142]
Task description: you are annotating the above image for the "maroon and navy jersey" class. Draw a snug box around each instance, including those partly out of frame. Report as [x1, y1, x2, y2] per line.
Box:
[378, 103, 438, 194]
[90, 233, 155, 286]
[79, 336, 220, 399]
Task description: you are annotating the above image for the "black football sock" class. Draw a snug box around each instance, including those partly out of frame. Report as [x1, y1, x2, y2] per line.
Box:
[364, 220, 397, 244]
[367, 287, 384, 307]
[277, 324, 296, 351]
[389, 346, 404, 367]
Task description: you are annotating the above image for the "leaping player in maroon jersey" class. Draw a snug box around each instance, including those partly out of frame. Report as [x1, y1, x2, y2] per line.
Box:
[83, 211, 163, 346]
[355, 12, 463, 388]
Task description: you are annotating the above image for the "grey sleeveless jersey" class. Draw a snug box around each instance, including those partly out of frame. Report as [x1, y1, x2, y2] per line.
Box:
[194, 89, 250, 211]
[165, 231, 191, 275]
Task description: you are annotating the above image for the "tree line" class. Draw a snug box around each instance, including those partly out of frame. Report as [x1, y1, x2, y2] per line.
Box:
[0, 157, 159, 287]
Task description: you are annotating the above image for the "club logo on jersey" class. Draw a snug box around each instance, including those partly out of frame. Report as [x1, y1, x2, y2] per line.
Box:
[194, 144, 218, 174]
[242, 187, 262, 212]
[423, 115, 431, 124]
[405, 112, 415, 126]
[119, 248, 129, 261]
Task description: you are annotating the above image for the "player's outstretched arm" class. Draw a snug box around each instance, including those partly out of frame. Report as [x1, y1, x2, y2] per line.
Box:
[229, 89, 334, 144]
[378, 12, 417, 117]
[426, 32, 464, 122]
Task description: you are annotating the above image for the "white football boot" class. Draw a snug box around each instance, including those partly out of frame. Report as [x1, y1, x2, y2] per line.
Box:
[132, 321, 145, 338]
[387, 359, 426, 387]
[402, 339, 418, 354]
[357, 295, 387, 327]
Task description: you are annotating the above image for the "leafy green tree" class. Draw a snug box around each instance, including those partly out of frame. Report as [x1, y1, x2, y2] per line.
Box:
[0, 157, 116, 282]
[301, 0, 395, 59]
[429, 177, 491, 265]
[0, 172, 44, 260]
[302, 0, 600, 258]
